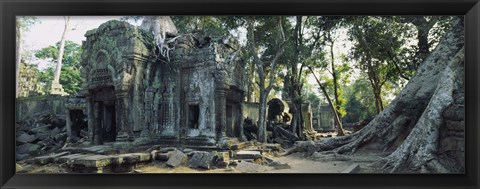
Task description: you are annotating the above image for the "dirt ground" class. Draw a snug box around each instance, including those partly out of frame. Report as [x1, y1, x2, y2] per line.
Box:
[134, 151, 385, 173]
[18, 151, 386, 174]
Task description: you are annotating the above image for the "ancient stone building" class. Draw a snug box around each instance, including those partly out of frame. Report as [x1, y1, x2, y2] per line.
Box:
[17, 62, 45, 98]
[76, 20, 246, 147]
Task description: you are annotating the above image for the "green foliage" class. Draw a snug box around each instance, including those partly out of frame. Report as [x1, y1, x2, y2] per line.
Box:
[17, 16, 38, 32]
[171, 16, 232, 36]
[342, 77, 377, 123]
[35, 40, 83, 94]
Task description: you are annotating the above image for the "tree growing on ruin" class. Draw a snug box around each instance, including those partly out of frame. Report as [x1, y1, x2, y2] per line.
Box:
[291, 18, 465, 173]
[16, 16, 37, 98]
[246, 16, 287, 143]
[35, 40, 83, 94]
[49, 16, 74, 95]
[139, 16, 178, 62]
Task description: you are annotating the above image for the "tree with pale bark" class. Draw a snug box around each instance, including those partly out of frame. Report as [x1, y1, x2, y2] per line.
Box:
[288, 18, 465, 173]
[246, 16, 287, 143]
[16, 16, 37, 98]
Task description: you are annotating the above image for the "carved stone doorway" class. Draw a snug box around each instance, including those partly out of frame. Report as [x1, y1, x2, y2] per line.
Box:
[92, 86, 117, 144]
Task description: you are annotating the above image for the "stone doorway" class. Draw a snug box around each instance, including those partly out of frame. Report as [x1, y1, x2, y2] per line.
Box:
[226, 101, 241, 138]
[226, 104, 234, 137]
[69, 109, 87, 137]
[91, 86, 117, 144]
[94, 101, 117, 144]
[102, 101, 116, 142]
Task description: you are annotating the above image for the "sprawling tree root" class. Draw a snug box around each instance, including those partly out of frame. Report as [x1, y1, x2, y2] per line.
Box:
[290, 19, 465, 173]
[379, 47, 464, 173]
[140, 16, 179, 62]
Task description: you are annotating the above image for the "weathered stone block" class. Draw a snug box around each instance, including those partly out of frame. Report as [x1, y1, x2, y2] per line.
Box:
[70, 155, 116, 168]
[166, 150, 187, 168]
[34, 151, 70, 165]
[235, 150, 262, 160]
[16, 133, 37, 144]
[155, 151, 173, 161]
[188, 151, 214, 169]
[213, 151, 230, 167]
[29, 125, 51, 135]
[50, 127, 61, 138]
[17, 143, 41, 155]
[57, 154, 91, 164]
[54, 133, 68, 143]
[131, 153, 151, 162]
[118, 154, 138, 164]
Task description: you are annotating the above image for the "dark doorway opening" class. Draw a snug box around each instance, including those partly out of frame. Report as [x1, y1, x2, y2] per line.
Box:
[69, 110, 87, 137]
[226, 104, 235, 137]
[102, 100, 116, 142]
[188, 105, 200, 129]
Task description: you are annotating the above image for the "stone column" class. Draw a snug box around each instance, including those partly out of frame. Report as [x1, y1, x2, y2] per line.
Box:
[93, 102, 102, 145]
[65, 108, 72, 139]
[115, 90, 133, 141]
[216, 86, 228, 146]
[238, 98, 247, 141]
[86, 96, 95, 144]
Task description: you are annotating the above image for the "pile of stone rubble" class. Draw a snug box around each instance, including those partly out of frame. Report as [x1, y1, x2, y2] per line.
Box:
[15, 112, 86, 161]
[18, 143, 288, 173]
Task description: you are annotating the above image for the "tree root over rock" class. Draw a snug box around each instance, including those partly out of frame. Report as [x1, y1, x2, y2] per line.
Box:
[288, 19, 465, 173]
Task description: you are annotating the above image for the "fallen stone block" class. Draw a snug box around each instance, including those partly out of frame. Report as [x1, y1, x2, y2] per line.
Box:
[131, 153, 151, 162]
[155, 151, 174, 161]
[16, 153, 30, 161]
[235, 161, 267, 173]
[118, 154, 139, 164]
[273, 125, 298, 142]
[183, 148, 195, 154]
[213, 151, 230, 167]
[16, 133, 38, 144]
[29, 125, 51, 135]
[57, 154, 91, 164]
[236, 150, 262, 159]
[34, 151, 70, 165]
[17, 143, 42, 155]
[166, 150, 187, 168]
[188, 151, 214, 169]
[70, 155, 116, 168]
[263, 143, 284, 152]
[159, 147, 177, 153]
[54, 133, 68, 143]
[50, 127, 61, 138]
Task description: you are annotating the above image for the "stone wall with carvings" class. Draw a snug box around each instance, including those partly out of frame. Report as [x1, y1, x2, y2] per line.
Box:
[78, 20, 246, 146]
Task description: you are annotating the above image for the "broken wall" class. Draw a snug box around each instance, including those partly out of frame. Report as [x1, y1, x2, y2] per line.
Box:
[16, 95, 68, 122]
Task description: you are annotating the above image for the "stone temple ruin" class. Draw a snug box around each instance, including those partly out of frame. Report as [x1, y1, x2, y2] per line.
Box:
[15, 20, 338, 173]
[74, 20, 246, 147]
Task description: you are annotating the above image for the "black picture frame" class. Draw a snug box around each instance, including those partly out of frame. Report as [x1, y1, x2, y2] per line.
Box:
[1, 0, 479, 188]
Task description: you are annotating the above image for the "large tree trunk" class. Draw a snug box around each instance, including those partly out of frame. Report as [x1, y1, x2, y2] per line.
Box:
[309, 67, 345, 136]
[53, 16, 70, 83]
[257, 90, 268, 142]
[328, 39, 346, 136]
[15, 21, 22, 98]
[247, 16, 286, 143]
[292, 19, 464, 173]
